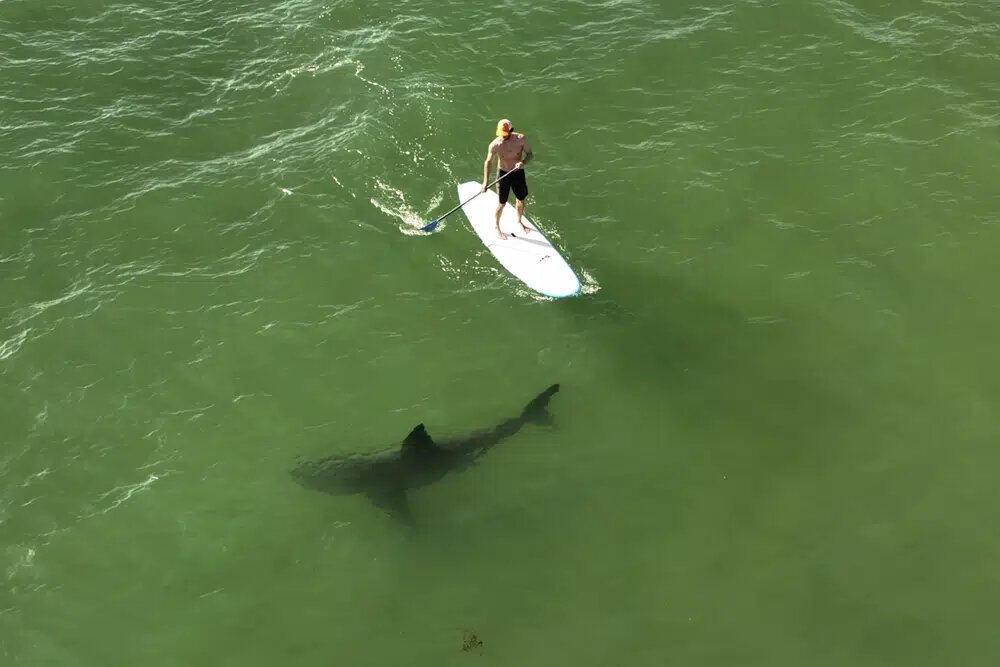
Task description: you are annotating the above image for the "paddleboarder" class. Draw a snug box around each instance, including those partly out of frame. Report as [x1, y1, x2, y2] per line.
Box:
[482, 119, 533, 240]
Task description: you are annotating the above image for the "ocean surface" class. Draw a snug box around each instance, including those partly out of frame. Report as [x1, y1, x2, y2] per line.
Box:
[2, 0, 999, 664]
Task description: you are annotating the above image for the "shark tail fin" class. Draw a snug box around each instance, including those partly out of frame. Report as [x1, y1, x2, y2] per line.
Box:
[520, 383, 560, 426]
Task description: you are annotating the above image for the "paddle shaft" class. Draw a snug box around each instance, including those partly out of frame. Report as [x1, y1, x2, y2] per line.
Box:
[433, 169, 516, 224]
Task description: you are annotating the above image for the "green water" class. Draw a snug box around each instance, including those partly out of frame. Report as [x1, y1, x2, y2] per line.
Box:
[3, 0, 1000, 664]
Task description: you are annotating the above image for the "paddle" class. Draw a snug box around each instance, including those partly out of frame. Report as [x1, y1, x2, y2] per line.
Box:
[420, 170, 516, 232]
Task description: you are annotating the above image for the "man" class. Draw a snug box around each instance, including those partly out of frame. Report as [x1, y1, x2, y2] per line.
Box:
[482, 118, 533, 240]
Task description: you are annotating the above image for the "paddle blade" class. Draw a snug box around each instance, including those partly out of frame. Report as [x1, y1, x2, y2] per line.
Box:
[420, 219, 440, 232]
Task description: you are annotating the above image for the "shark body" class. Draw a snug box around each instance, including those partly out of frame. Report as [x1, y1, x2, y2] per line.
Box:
[291, 384, 560, 522]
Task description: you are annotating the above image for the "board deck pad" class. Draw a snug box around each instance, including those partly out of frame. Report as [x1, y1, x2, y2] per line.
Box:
[457, 181, 581, 298]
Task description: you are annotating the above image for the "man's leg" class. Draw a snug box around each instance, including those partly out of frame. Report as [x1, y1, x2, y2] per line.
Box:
[495, 203, 506, 239]
[495, 171, 511, 239]
[513, 171, 529, 233]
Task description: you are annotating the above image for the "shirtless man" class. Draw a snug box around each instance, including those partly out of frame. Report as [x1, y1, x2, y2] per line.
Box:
[482, 118, 533, 240]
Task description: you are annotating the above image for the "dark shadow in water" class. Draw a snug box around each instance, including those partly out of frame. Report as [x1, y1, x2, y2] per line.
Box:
[560, 261, 747, 381]
[555, 258, 861, 452]
[290, 384, 561, 525]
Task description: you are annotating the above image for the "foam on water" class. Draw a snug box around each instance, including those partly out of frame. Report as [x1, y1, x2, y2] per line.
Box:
[579, 269, 602, 295]
[369, 178, 444, 235]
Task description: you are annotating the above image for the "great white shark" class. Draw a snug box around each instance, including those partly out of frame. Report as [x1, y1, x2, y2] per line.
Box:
[291, 384, 561, 523]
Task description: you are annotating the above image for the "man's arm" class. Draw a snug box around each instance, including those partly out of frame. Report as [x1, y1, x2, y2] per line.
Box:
[483, 141, 497, 189]
[517, 137, 533, 169]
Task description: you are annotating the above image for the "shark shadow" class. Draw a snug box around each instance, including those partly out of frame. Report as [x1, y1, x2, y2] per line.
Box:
[291, 384, 561, 524]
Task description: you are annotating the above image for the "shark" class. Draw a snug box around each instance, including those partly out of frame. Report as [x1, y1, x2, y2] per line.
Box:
[291, 384, 561, 523]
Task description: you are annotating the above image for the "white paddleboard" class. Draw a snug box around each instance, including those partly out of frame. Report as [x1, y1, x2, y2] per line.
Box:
[457, 181, 581, 298]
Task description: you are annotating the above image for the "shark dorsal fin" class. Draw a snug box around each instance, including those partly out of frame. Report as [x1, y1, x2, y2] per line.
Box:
[402, 423, 436, 451]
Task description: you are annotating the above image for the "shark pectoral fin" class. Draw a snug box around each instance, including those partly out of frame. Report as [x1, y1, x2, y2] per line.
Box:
[402, 423, 437, 451]
[367, 487, 414, 524]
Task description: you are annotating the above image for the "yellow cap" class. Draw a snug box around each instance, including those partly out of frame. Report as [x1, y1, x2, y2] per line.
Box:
[496, 119, 512, 137]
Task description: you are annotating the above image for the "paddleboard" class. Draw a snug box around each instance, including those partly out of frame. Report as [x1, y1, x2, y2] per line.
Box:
[456, 181, 581, 298]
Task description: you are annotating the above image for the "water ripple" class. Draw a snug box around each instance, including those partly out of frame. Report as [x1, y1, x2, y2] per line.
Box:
[1, 6, 999, 652]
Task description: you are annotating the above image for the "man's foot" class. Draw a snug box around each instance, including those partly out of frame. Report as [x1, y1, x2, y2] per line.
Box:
[520, 224, 530, 234]
[497, 229, 508, 240]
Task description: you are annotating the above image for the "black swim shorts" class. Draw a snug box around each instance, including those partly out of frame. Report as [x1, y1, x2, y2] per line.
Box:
[498, 168, 528, 204]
